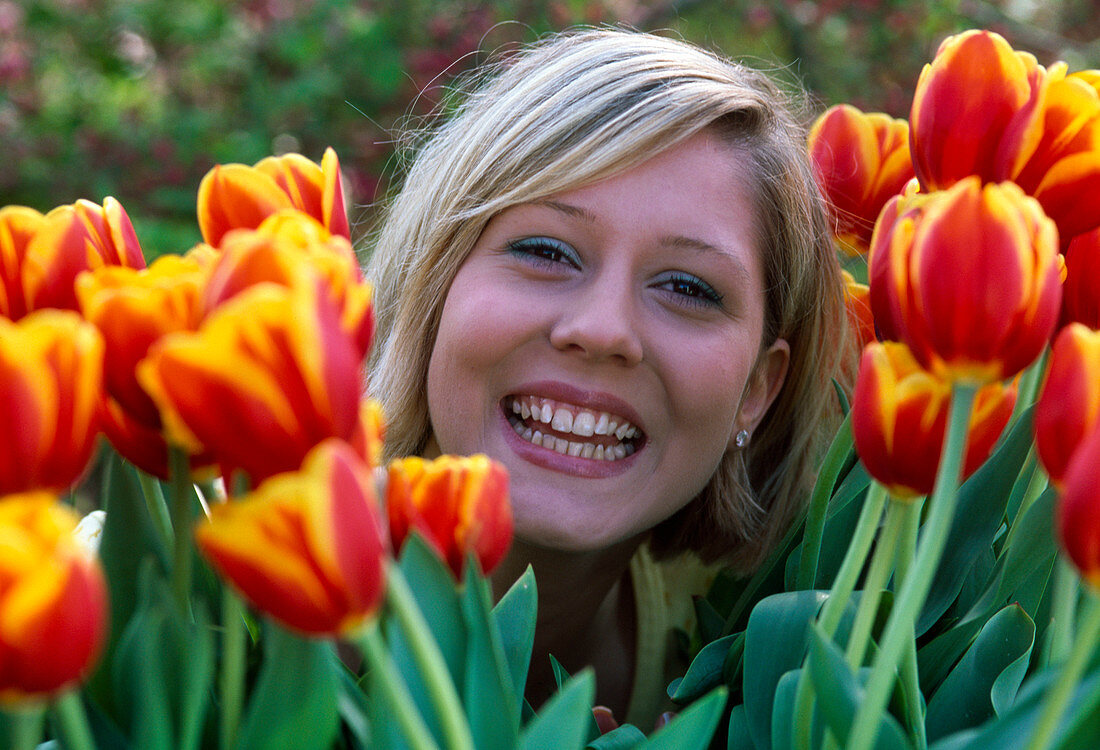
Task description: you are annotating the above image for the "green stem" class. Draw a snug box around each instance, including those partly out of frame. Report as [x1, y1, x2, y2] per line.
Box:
[896, 498, 927, 749]
[791, 481, 889, 750]
[6, 704, 45, 750]
[1024, 589, 1100, 750]
[137, 470, 174, 554]
[797, 413, 854, 590]
[845, 498, 907, 668]
[51, 691, 96, 750]
[357, 623, 441, 750]
[168, 446, 194, 617]
[1046, 557, 1081, 667]
[846, 382, 978, 750]
[219, 588, 247, 750]
[386, 566, 475, 750]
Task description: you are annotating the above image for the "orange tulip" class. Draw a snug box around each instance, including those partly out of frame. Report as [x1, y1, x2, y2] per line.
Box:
[0, 206, 47, 320]
[386, 454, 512, 578]
[20, 198, 146, 314]
[138, 281, 364, 484]
[195, 439, 387, 636]
[0, 311, 103, 494]
[1060, 227, 1100, 330]
[1057, 422, 1100, 589]
[1035, 323, 1100, 486]
[204, 213, 374, 356]
[868, 177, 1061, 384]
[808, 104, 915, 256]
[0, 493, 108, 703]
[197, 148, 349, 247]
[909, 29, 1100, 247]
[851, 342, 1017, 499]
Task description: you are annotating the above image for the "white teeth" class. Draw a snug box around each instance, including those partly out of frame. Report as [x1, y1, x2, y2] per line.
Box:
[521, 401, 531, 419]
[541, 433, 556, 449]
[573, 411, 595, 436]
[593, 445, 605, 460]
[553, 437, 568, 454]
[612, 444, 626, 459]
[594, 412, 610, 435]
[529, 403, 541, 421]
[615, 422, 630, 440]
[539, 400, 553, 424]
[512, 400, 521, 414]
[551, 407, 573, 433]
[532, 430, 543, 445]
[568, 441, 583, 456]
[522, 427, 534, 441]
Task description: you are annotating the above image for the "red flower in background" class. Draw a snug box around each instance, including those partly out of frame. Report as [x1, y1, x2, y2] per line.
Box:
[1035, 323, 1100, 486]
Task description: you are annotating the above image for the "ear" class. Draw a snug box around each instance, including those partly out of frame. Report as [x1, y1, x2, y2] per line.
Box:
[729, 338, 790, 451]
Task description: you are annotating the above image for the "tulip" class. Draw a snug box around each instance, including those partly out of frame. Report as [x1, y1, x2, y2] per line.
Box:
[21, 198, 146, 314]
[137, 280, 364, 485]
[386, 454, 512, 578]
[0, 205, 46, 320]
[1057, 422, 1100, 588]
[197, 148, 349, 247]
[808, 104, 915, 256]
[843, 270, 876, 351]
[868, 177, 1061, 384]
[195, 439, 387, 636]
[1059, 227, 1100, 330]
[852, 341, 1017, 499]
[0, 493, 108, 702]
[1035, 323, 1100, 486]
[350, 398, 386, 469]
[0, 311, 103, 494]
[204, 213, 374, 356]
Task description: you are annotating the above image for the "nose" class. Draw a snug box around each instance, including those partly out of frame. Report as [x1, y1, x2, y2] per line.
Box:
[548, 273, 644, 366]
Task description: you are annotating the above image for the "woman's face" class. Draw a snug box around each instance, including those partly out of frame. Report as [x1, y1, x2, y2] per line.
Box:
[425, 131, 789, 552]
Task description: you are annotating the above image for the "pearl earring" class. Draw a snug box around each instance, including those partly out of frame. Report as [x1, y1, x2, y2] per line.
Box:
[735, 429, 749, 448]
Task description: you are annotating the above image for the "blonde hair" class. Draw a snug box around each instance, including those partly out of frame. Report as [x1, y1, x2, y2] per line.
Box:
[365, 27, 848, 573]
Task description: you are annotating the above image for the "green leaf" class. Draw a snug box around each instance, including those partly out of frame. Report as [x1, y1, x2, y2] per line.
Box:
[917, 409, 1035, 635]
[669, 633, 742, 703]
[770, 669, 819, 750]
[645, 686, 727, 750]
[461, 563, 520, 749]
[235, 623, 339, 750]
[587, 723, 647, 749]
[727, 704, 754, 750]
[807, 624, 910, 750]
[743, 590, 827, 750]
[926, 605, 1035, 741]
[334, 663, 371, 750]
[695, 595, 727, 644]
[519, 670, 596, 750]
[492, 565, 538, 710]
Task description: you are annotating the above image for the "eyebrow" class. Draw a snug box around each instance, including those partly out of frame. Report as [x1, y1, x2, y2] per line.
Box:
[530, 199, 597, 222]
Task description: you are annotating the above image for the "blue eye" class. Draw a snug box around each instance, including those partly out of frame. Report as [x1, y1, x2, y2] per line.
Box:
[656, 273, 724, 308]
[506, 237, 581, 269]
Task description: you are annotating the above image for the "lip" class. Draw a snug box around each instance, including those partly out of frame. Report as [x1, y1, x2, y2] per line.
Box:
[498, 380, 645, 478]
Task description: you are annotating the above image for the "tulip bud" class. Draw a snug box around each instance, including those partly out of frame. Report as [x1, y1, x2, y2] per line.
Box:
[195, 439, 387, 636]
[852, 341, 1017, 499]
[1057, 423, 1100, 589]
[0, 205, 46, 320]
[197, 148, 349, 247]
[0, 311, 103, 494]
[868, 177, 1061, 384]
[808, 104, 914, 257]
[386, 454, 512, 578]
[0, 493, 108, 703]
[1035, 323, 1100, 486]
[1060, 227, 1100, 330]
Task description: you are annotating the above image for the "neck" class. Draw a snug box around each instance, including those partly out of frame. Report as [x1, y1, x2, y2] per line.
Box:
[492, 534, 644, 718]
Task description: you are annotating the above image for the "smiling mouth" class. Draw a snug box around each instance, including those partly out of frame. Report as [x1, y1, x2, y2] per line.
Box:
[503, 394, 645, 461]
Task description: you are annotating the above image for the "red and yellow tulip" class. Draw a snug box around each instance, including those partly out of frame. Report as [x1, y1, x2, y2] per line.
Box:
[195, 439, 387, 636]
[808, 104, 915, 257]
[0, 493, 108, 703]
[197, 148, 350, 247]
[386, 454, 512, 578]
[20, 198, 146, 315]
[1056, 422, 1100, 589]
[0, 206, 47, 320]
[852, 341, 1017, 499]
[1035, 323, 1100, 486]
[868, 177, 1061, 384]
[137, 280, 364, 484]
[0, 311, 103, 494]
[843, 271, 876, 351]
[1060, 227, 1100, 330]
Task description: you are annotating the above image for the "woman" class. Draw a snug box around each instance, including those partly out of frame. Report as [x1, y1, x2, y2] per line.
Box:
[365, 28, 847, 728]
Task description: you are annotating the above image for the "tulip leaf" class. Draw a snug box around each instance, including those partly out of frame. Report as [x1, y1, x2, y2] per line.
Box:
[789, 462, 872, 590]
[492, 564, 538, 710]
[917, 407, 1034, 635]
[518, 670, 595, 750]
[461, 563, 520, 749]
[727, 704, 753, 749]
[334, 664, 372, 750]
[742, 590, 827, 750]
[770, 668, 820, 750]
[806, 624, 910, 750]
[586, 723, 647, 749]
[668, 633, 742, 703]
[645, 686, 727, 750]
[235, 623, 339, 750]
[925, 604, 1035, 741]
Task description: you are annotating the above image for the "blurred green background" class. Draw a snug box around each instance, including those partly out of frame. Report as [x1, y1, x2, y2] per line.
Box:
[3, 0, 1098, 257]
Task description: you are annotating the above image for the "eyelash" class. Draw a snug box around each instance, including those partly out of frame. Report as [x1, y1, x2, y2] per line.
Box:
[506, 237, 723, 309]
